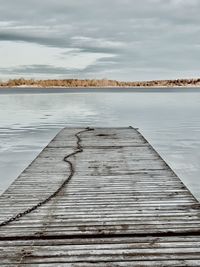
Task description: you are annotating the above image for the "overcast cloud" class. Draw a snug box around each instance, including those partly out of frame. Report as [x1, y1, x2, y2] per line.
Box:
[0, 0, 200, 81]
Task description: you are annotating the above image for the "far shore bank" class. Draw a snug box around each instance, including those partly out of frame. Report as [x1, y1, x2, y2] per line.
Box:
[1, 78, 200, 89]
[1, 85, 200, 89]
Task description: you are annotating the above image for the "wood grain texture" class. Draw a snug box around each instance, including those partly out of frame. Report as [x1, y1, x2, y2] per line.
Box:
[0, 127, 200, 266]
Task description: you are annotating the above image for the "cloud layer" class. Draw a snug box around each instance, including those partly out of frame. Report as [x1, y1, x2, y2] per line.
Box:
[0, 0, 200, 80]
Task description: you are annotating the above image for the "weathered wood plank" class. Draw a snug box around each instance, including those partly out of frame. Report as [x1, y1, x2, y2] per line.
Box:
[1, 237, 200, 266]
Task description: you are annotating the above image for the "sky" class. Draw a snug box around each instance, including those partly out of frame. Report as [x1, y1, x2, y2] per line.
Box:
[0, 0, 200, 81]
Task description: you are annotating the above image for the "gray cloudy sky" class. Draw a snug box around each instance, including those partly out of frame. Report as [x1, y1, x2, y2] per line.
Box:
[0, 0, 200, 81]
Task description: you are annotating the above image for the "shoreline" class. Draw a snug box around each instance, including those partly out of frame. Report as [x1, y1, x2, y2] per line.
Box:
[1, 85, 200, 89]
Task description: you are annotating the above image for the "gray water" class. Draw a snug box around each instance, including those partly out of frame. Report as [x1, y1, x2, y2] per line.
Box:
[0, 88, 200, 200]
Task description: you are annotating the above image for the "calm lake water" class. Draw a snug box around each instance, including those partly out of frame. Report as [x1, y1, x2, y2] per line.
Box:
[0, 88, 200, 200]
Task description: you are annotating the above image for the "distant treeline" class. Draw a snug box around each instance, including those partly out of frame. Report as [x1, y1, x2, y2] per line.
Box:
[1, 78, 200, 87]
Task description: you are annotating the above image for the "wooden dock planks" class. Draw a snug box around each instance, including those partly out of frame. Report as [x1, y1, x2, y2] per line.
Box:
[0, 127, 200, 266]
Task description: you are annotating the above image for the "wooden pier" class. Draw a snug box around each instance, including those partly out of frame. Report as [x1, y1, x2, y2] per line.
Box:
[0, 127, 200, 266]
